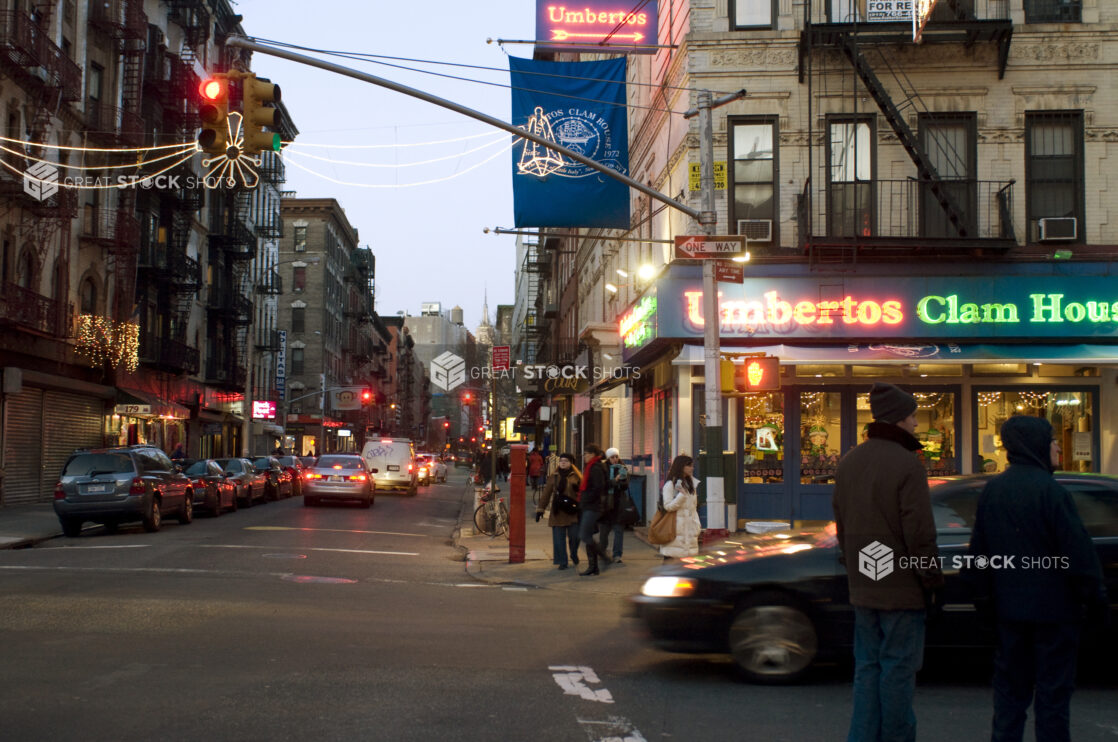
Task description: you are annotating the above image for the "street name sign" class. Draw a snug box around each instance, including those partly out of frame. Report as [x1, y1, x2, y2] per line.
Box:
[674, 235, 747, 260]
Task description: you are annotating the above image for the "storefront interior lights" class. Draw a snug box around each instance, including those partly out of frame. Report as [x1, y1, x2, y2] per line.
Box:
[605, 283, 619, 293]
[616, 269, 628, 278]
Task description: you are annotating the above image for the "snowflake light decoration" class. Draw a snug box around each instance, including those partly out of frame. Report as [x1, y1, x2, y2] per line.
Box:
[200, 112, 261, 189]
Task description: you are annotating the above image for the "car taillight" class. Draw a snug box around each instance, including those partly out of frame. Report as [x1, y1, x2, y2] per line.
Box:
[129, 477, 145, 495]
[408, 464, 413, 472]
[306, 473, 322, 480]
[53, 482, 64, 500]
[350, 474, 367, 482]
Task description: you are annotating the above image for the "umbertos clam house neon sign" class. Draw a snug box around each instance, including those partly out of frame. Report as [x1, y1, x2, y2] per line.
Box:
[683, 290, 904, 334]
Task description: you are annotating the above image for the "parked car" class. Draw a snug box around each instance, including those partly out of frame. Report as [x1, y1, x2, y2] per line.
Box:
[453, 454, 472, 469]
[274, 455, 307, 497]
[299, 456, 317, 468]
[182, 458, 238, 516]
[303, 454, 375, 508]
[629, 473, 1118, 684]
[214, 458, 267, 507]
[53, 446, 194, 536]
[253, 456, 293, 500]
[361, 437, 417, 495]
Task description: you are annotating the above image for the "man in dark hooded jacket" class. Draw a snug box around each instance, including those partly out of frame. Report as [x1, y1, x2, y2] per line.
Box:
[967, 415, 1106, 742]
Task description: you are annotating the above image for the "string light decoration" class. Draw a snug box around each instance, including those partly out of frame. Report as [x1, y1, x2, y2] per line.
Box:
[200, 112, 261, 188]
[517, 106, 564, 177]
[799, 391, 824, 410]
[1016, 391, 1050, 408]
[913, 392, 942, 409]
[74, 314, 140, 372]
[977, 391, 1002, 407]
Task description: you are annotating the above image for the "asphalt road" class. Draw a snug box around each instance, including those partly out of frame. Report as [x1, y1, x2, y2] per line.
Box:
[1, 473, 1114, 742]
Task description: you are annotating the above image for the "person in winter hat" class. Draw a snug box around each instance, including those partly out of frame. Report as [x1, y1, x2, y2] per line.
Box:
[601, 448, 630, 563]
[536, 453, 582, 570]
[966, 415, 1107, 742]
[833, 382, 941, 742]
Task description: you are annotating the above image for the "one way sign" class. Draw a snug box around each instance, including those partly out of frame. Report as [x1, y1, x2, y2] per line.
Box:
[674, 234, 747, 260]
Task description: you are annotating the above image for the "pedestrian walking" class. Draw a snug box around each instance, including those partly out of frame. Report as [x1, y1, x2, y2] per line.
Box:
[535, 453, 582, 570]
[527, 448, 545, 491]
[965, 415, 1107, 742]
[576, 443, 611, 576]
[601, 447, 629, 563]
[832, 382, 942, 742]
[658, 454, 702, 559]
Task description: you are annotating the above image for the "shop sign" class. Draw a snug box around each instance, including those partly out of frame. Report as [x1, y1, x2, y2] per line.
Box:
[252, 400, 276, 419]
[114, 404, 151, 415]
[535, 0, 659, 54]
[655, 273, 1118, 343]
[1072, 432, 1092, 462]
[619, 295, 657, 348]
[275, 331, 287, 400]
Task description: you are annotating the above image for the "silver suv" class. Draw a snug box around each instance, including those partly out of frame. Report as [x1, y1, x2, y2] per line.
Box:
[53, 446, 194, 537]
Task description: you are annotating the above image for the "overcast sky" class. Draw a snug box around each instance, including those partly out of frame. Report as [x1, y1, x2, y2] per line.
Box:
[237, 0, 536, 330]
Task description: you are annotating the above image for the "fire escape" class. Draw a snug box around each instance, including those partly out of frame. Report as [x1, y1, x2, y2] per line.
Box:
[520, 238, 548, 368]
[206, 190, 255, 391]
[797, 0, 1015, 263]
[0, 3, 82, 337]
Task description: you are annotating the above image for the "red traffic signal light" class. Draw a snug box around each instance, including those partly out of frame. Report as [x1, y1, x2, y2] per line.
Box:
[199, 77, 227, 103]
[462, 392, 472, 402]
[443, 421, 450, 429]
[361, 389, 373, 403]
[197, 76, 230, 156]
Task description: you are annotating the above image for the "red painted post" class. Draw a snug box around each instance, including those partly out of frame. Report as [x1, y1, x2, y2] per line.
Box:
[508, 444, 527, 563]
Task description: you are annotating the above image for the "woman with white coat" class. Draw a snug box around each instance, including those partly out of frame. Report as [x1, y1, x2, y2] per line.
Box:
[659, 454, 702, 559]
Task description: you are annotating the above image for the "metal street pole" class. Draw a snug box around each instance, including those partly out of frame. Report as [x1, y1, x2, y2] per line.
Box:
[224, 36, 701, 223]
[697, 90, 725, 533]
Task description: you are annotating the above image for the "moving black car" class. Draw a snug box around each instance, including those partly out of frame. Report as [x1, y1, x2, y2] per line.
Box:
[629, 473, 1117, 683]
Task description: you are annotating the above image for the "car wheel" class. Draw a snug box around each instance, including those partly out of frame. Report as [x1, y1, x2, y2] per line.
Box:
[266, 484, 277, 502]
[228, 489, 238, 513]
[210, 491, 223, 517]
[729, 593, 818, 684]
[61, 518, 83, 538]
[142, 499, 162, 533]
[239, 486, 253, 509]
[178, 494, 194, 525]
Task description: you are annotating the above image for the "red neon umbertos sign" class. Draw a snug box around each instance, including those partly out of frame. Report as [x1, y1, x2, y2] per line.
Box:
[683, 290, 904, 332]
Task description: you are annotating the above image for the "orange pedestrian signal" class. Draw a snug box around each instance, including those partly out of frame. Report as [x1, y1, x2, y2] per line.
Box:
[738, 357, 781, 392]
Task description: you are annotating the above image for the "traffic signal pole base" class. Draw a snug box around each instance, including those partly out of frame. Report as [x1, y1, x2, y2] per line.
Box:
[508, 445, 527, 564]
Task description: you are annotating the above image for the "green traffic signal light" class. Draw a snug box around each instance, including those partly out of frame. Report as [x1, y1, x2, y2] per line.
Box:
[242, 74, 282, 154]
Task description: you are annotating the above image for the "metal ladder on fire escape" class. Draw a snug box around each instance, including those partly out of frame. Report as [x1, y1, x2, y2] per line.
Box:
[833, 33, 970, 238]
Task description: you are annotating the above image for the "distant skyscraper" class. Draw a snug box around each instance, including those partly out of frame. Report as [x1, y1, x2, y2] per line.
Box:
[475, 289, 496, 347]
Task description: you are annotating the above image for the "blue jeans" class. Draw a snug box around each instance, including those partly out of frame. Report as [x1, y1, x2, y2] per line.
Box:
[550, 524, 580, 567]
[848, 607, 926, 742]
[600, 521, 624, 559]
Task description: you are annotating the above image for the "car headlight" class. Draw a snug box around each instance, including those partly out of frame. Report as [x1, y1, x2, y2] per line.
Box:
[640, 576, 696, 598]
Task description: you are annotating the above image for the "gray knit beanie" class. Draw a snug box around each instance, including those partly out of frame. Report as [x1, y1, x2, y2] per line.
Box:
[869, 382, 917, 424]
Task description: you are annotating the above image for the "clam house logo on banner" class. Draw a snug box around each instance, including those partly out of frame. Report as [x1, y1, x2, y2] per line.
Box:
[509, 55, 630, 228]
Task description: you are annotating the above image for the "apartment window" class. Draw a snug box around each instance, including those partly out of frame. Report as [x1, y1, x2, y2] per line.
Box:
[293, 225, 307, 252]
[79, 277, 97, 314]
[1025, 111, 1083, 242]
[1025, 0, 1081, 23]
[827, 118, 874, 237]
[731, 0, 775, 28]
[293, 266, 306, 291]
[918, 113, 976, 238]
[292, 306, 305, 333]
[291, 347, 305, 375]
[729, 119, 777, 242]
[88, 64, 103, 102]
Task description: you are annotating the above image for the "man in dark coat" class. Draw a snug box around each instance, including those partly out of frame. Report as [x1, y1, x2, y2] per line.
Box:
[833, 382, 942, 742]
[966, 415, 1106, 742]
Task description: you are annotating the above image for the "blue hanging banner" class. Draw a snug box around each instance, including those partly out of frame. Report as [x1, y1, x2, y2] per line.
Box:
[509, 56, 630, 229]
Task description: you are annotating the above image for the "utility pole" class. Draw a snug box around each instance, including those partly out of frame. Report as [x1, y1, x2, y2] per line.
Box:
[685, 89, 747, 535]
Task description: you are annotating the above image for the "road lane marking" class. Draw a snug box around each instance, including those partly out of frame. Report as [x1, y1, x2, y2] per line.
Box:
[53, 544, 151, 549]
[575, 716, 648, 742]
[196, 544, 419, 556]
[548, 665, 614, 703]
[245, 526, 427, 537]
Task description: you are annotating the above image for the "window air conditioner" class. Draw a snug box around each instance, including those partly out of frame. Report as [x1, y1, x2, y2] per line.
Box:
[737, 219, 773, 242]
[1038, 217, 1077, 241]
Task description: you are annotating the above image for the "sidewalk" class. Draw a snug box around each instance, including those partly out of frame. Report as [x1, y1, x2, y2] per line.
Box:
[455, 482, 664, 596]
[0, 503, 64, 549]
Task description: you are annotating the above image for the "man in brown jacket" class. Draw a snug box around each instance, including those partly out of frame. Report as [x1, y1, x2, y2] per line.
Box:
[833, 382, 942, 742]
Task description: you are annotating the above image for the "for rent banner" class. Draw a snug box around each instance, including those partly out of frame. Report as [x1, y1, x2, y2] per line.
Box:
[510, 56, 630, 228]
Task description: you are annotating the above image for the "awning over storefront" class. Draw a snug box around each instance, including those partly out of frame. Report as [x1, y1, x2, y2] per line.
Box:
[114, 388, 191, 418]
[671, 343, 1118, 366]
[514, 397, 543, 427]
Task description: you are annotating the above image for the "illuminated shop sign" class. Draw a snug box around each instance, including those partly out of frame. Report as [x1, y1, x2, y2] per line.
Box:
[619, 295, 657, 348]
[649, 273, 1118, 343]
[252, 400, 276, 419]
[535, 0, 658, 53]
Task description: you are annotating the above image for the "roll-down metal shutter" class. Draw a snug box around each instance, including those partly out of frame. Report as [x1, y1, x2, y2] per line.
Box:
[2, 387, 44, 505]
[41, 391, 105, 501]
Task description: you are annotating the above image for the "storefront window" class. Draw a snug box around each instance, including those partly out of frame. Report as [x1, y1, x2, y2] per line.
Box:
[976, 390, 1094, 473]
[856, 390, 958, 475]
[742, 392, 785, 484]
[800, 391, 841, 484]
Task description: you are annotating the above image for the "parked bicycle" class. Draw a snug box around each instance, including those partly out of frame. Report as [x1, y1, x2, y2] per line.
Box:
[473, 484, 509, 538]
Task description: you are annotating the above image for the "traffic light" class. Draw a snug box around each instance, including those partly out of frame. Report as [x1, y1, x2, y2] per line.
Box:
[241, 73, 281, 155]
[197, 75, 230, 156]
[361, 389, 373, 404]
[462, 392, 472, 403]
[443, 421, 450, 429]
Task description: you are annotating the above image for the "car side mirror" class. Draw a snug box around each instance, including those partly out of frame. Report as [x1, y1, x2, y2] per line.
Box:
[369, 468, 379, 474]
